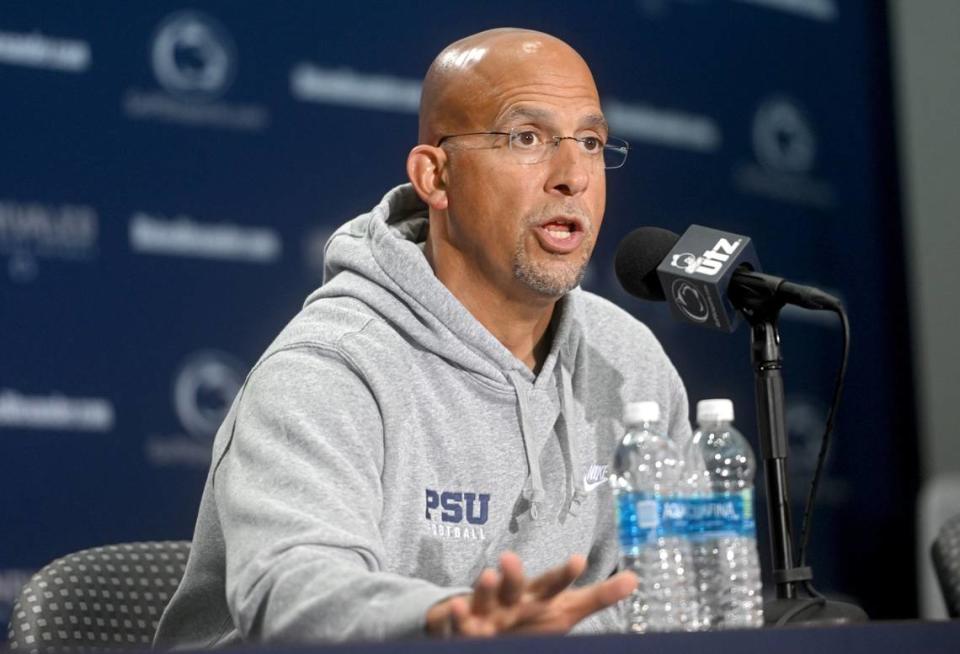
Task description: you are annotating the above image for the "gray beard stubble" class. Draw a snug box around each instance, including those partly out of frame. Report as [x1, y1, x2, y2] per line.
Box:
[511, 240, 591, 298]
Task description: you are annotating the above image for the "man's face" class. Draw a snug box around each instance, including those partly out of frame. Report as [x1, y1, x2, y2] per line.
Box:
[439, 44, 607, 301]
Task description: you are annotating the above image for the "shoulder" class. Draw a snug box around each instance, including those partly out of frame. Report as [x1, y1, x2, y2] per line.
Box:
[571, 289, 692, 443]
[251, 292, 418, 398]
[571, 289, 669, 364]
[569, 290, 685, 402]
[261, 294, 385, 363]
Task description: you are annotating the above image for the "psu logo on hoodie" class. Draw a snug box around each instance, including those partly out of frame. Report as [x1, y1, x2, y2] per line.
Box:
[425, 488, 489, 540]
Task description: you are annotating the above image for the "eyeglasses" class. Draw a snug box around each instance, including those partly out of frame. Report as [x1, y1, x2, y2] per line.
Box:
[436, 128, 630, 170]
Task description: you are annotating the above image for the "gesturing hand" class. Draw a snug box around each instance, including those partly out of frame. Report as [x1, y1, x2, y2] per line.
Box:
[424, 551, 636, 637]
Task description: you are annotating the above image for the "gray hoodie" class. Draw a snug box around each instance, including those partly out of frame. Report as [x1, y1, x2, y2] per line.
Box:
[153, 184, 691, 648]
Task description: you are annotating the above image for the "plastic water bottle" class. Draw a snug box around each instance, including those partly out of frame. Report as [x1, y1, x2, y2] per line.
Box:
[611, 401, 701, 633]
[684, 399, 764, 629]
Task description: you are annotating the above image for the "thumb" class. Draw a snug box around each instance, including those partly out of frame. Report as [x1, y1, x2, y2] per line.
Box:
[597, 570, 637, 605]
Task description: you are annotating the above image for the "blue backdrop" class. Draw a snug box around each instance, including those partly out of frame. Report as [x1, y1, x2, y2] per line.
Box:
[0, 0, 916, 636]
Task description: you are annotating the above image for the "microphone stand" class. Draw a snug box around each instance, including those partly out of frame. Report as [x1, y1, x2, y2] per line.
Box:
[734, 288, 868, 625]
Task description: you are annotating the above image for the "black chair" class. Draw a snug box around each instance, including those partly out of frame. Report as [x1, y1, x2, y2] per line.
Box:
[932, 513, 960, 618]
[7, 541, 190, 653]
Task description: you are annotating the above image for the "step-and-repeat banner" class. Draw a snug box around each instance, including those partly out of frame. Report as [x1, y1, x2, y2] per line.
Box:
[0, 0, 915, 634]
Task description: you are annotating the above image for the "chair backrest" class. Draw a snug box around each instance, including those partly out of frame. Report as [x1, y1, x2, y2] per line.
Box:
[917, 473, 960, 618]
[932, 513, 960, 618]
[7, 541, 190, 653]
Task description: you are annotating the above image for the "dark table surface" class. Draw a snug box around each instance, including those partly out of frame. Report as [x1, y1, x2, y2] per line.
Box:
[203, 620, 960, 654]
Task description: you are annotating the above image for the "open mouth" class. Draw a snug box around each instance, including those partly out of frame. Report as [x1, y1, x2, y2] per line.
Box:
[541, 219, 579, 240]
[534, 216, 586, 253]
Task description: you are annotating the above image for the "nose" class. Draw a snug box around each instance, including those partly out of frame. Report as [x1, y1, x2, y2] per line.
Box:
[545, 138, 591, 197]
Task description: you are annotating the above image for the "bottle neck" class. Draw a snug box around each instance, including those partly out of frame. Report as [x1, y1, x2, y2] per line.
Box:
[626, 420, 660, 432]
[697, 419, 731, 431]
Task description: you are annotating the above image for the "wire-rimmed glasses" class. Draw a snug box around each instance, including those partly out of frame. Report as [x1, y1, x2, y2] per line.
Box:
[437, 128, 630, 169]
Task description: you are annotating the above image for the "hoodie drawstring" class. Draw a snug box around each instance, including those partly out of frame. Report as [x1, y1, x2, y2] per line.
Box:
[507, 361, 585, 524]
[507, 371, 547, 521]
[559, 362, 586, 522]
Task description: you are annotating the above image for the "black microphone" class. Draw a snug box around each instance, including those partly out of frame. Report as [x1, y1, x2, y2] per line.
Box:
[615, 225, 841, 332]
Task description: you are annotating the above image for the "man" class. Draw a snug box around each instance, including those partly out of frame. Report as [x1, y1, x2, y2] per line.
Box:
[154, 28, 691, 647]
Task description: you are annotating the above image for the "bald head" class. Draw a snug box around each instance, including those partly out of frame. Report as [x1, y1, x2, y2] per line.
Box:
[418, 29, 599, 145]
[406, 28, 609, 325]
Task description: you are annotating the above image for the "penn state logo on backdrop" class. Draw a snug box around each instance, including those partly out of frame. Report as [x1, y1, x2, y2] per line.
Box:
[145, 350, 246, 467]
[122, 10, 268, 130]
[424, 488, 490, 541]
[733, 95, 835, 208]
[174, 351, 245, 441]
[752, 97, 816, 175]
[151, 10, 236, 103]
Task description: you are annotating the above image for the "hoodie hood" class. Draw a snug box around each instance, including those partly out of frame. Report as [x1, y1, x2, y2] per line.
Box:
[308, 183, 586, 520]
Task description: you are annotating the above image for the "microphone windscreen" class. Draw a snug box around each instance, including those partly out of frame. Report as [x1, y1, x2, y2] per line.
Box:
[614, 227, 680, 301]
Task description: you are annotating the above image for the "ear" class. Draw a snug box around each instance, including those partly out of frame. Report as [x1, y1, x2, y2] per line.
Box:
[406, 145, 449, 211]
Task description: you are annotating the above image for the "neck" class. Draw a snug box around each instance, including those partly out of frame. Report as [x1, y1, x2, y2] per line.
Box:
[425, 235, 557, 373]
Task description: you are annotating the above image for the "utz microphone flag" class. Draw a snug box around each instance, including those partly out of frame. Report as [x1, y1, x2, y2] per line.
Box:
[656, 225, 762, 332]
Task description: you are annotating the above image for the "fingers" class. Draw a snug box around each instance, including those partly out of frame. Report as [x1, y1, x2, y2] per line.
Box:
[436, 556, 637, 639]
[528, 554, 587, 599]
[424, 597, 455, 637]
[471, 567, 500, 616]
[470, 552, 525, 617]
[595, 570, 638, 606]
[563, 569, 638, 622]
[450, 595, 498, 637]
[497, 551, 525, 606]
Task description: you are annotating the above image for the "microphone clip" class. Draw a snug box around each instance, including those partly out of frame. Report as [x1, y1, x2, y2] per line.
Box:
[730, 269, 843, 325]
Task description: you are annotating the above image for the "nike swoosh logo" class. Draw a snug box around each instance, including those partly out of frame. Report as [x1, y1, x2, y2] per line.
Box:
[582, 463, 609, 492]
[583, 478, 608, 492]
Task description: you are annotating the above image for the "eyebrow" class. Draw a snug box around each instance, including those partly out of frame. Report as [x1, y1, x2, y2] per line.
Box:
[498, 107, 609, 133]
[582, 113, 609, 132]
